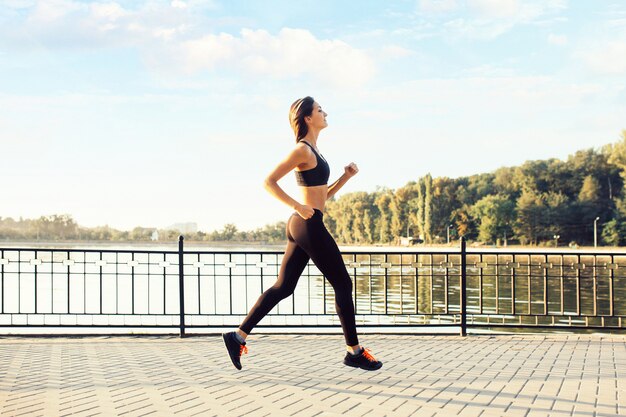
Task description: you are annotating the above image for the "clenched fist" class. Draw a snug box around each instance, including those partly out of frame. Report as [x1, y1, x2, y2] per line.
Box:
[345, 162, 359, 178]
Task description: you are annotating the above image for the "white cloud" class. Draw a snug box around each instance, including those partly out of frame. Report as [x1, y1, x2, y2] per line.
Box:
[372, 76, 604, 112]
[171, 0, 187, 9]
[462, 64, 518, 76]
[166, 28, 376, 86]
[90, 2, 128, 20]
[444, 17, 513, 39]
[467, 0, 519, 18]
[577, 40, 626, 75]
[547, 33, 567, 45]
[28, 0, 85, 23]
[607, 18, 626, 28]
[415, 0, 568, 40]
[2, 0, 37, 8]
[3, 2, 375, 86]
[380, 44, 414, 59]
[8, 1, 182, 48]
[417, 0, 459, 14]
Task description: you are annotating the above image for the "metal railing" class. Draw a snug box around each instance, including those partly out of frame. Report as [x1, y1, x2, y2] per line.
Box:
[0, 237, 624, 336]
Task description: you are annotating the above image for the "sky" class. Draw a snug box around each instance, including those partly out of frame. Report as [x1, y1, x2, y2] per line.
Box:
[1, 0, 625, 233]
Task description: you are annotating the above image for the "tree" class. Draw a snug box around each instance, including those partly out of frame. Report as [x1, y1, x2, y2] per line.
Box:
[374, 190, 394, 243]
[416, 178, 425, 239]
[514, 189, 543, 245]
[541, 191, 569, 242]
[424, 174, 433, 243]
[603, 130, 626, 179]
[578, 175, 601, 203]
[601, 219, 625, 246]
[470, 194, 516, 244]
[452, 205, 474, 238]
[362, 209, 374, 243]
[430, 177, 459, 239]
[219, 224, 238, 240]
[493, 167, 518, 198]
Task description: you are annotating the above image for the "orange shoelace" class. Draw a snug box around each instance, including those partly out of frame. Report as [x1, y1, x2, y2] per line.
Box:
[240, 345, 248, 356]
[362, 348, 378, 363]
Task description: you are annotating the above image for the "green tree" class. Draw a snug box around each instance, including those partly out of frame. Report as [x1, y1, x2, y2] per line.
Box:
[375, 190, 394, 243]
[362, 209, 374, 243]
[578, 175, 601, 202]
[514, 189, 544, 245]
[424, 174, 433, 243]
[601, 219, 625, 246]
[602, 130, 626, 179]
[470, 194, 516, 244]
[416, 177, 425, 239]
[541, 191, 569, 243]
[219, 224, 238, 240]
[430, 177, 459, 240]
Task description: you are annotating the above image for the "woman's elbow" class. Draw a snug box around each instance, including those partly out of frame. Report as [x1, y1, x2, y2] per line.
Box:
[263, 178, 276, 190]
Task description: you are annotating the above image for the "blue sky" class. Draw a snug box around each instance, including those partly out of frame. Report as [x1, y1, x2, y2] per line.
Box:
[2, 0, 625, 232]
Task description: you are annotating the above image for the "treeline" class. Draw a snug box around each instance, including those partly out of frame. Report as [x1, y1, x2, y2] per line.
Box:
[323, 130, 626, 246]
[3, 131, 625, 246]
[0, 215, 287, 244]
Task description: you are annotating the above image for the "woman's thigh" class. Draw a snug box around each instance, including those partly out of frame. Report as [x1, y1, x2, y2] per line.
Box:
[289, 212, 350, 287]
[274, 239, 310, 293]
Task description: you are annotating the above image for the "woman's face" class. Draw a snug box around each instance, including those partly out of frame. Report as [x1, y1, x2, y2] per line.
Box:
[307, 102, 328, 130]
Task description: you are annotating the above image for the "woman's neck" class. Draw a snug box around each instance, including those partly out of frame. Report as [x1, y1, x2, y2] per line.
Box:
[302, 130, 320, 147]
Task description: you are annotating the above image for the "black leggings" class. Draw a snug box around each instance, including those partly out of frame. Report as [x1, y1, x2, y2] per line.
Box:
[239, 209, 359, 346]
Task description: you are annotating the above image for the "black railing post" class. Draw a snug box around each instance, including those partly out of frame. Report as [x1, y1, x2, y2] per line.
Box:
[178, 235, 186, 338]
[460, 237, 467, 336]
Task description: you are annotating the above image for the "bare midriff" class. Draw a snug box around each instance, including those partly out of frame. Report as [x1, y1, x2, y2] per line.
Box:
[300, 185, 327, 213]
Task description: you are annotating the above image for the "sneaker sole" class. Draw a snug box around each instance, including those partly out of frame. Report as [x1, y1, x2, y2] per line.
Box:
[222, 333, 242, 371]
[343, 360, 383, 371]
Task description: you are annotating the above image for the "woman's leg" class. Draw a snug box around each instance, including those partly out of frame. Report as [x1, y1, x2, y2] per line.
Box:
[289, 210, 359, 347]
[238, 223, 310, 336]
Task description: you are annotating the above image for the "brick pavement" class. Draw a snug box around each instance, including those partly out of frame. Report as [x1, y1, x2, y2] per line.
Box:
[0, 334, 624, 417]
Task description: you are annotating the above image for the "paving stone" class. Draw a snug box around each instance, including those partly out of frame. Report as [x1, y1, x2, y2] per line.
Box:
[0, 334, 624, 416]
[457, 404, 487, 417]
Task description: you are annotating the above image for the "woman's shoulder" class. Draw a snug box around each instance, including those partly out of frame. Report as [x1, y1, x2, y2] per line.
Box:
[285, 141, 312, 163]
[294, 141, 314, 155]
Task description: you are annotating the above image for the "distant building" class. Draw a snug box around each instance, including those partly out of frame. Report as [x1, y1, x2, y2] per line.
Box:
[167, 222, 198, 234]
[399, 236, 422, 246]
[151, 230, 159, 241]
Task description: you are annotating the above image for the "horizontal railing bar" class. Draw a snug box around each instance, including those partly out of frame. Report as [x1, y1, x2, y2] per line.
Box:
[469, 249, 625, 253]
[0, 323, 463, 328]
[467, 323, 626, 330]
[0, 313, 463, 317]
[0, 248, 179, 254]
[2, 247, 625, 257]
[0, 324, 623, 330]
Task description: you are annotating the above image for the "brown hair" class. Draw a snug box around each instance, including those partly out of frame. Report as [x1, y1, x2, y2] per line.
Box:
[289, 96, 315, 143]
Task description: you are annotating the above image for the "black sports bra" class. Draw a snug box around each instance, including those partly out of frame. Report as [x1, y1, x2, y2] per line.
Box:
[294, 141, 330, 187]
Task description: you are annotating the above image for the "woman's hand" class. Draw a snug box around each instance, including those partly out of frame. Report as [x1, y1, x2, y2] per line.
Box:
[295, 204, 315, 219]
[344, 162, 359, 178]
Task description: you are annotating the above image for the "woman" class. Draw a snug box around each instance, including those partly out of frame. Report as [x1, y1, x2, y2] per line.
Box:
[222, 96, 382, 371]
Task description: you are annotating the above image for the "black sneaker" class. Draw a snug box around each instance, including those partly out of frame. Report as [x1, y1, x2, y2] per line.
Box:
[222, 331, 248, 370]
[344, 347, 383, 371]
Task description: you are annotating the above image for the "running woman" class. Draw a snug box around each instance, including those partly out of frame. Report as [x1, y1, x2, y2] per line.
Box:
[222, 96, 383, 371]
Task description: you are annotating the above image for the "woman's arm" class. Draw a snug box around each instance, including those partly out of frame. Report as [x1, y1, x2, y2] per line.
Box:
[264, 145, 309, 210]
[327, 174, 350, 200]
[327, 162, 359, 200]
